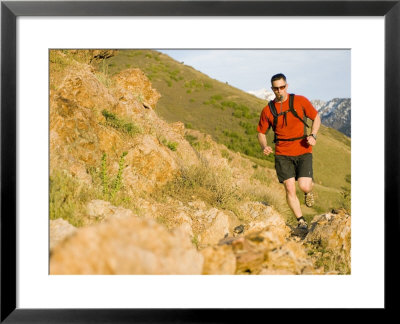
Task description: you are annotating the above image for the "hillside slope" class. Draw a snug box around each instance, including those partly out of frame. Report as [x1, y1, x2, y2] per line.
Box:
[100, 49, 351, 214]
[49, 50, 351, 275]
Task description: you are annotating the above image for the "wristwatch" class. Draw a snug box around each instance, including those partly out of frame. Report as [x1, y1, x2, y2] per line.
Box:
[310, 133, 317, 140]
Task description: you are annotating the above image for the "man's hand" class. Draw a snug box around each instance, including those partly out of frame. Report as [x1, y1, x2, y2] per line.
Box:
[262, 146, 273, 155]
[257, 133, 273, 156]
[307, 136, 317, 146]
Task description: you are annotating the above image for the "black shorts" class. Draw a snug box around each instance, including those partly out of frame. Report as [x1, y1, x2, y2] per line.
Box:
[274, 153, 313, 183]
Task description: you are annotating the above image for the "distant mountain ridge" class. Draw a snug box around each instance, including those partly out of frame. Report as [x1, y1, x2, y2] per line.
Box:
[318, 98, 351, 137]
[311, 99, 326, 111]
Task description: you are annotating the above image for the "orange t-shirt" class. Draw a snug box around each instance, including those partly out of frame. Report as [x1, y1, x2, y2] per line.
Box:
[257, 94, 318, 156]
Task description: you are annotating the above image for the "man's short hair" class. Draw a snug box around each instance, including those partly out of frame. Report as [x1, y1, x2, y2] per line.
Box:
[271, 73, 287, 84]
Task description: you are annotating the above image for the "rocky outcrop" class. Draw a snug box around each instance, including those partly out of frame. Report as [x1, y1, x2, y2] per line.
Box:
[50, 218, 77, 252]
[122, 134, 179, 193]
[198, 210, 230, 245]
[55, 63, 117, 113]
[50, 216, 203, 275]
[304, 210, 351, 273]
[218, 229, 320, 275]
[112, 68, 161, 111]
[86, 199, 135, 222]
[201, 245, 236, 275]
[50, 55, 196, 195]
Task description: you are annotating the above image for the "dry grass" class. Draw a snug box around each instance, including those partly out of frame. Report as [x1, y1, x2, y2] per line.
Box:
[158, 158, 243, 212]
[49, 170, 98, 227]
[50, 167, 145, 228]
[305, 241, 351, 274]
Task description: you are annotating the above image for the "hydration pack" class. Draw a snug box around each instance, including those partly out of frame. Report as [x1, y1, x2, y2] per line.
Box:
[268, 94, 309, 144]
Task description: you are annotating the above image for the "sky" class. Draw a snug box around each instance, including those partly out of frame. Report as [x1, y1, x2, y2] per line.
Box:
[158, 49, 351, 102]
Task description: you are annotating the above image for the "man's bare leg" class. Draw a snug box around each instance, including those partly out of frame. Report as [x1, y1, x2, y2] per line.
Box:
[283, 177, 302, 219]
[298, 177, 314, 207]
[298, 177, 313, 193]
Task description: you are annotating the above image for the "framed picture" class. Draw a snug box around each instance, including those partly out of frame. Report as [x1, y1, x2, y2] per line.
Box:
[1, 0, 398, 321]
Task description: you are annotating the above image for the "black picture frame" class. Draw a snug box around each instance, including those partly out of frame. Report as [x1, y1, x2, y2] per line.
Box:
[1, 0, 399, 322]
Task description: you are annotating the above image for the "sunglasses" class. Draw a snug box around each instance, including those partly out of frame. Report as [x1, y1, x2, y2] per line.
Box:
[271, 85, 287, 91]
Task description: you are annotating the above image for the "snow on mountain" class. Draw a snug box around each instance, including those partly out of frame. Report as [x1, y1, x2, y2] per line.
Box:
[248, 89, 275, 101]
[318, 98, 351, 137]
[311, 99, 326, 111]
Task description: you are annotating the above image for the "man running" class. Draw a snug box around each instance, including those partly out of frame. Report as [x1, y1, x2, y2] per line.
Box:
[257, 73, 321, 229]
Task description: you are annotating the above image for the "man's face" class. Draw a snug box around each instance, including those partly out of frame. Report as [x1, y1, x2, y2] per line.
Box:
[271, 78, 288, 101]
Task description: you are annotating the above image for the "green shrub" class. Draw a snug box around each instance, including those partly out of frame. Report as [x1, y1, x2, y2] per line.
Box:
[101, 110, 141, 136]
[185, 134, 198, 145]
[339, 187, 351, 213]
[211, 94, 223, 101]
[49, 170, 96, 227]
[167, 142, 178, 151]
[345, 174, 351, 184]
[239, 121, 257, 135]
[223, 130, 240, 139]
[161, 137, 178, 151]
[233, 110, 243, 118]
[100, 152, 128, 200]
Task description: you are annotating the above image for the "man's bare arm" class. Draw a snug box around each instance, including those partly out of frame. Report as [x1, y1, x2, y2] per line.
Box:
[307, 113, 321, 146]
[310, 113, 321, 136]
[257, 132, 273, 155]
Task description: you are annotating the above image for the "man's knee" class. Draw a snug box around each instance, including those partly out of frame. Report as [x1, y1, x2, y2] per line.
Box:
[298, 177, 313, 193]
[283, 178, 297, 197]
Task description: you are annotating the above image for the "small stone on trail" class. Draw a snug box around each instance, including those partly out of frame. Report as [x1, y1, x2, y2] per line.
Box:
[234, 224, 244, 234]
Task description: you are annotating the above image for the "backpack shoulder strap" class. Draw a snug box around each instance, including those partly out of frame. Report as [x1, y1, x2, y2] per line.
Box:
[289, 93, 294, 111]
[289, 94, 309, 128]
[268, 100, 278, 130]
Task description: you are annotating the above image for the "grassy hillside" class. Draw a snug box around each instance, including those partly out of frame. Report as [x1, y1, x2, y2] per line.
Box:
[97, 49, 351, 216]
[99, 50, 275, 162]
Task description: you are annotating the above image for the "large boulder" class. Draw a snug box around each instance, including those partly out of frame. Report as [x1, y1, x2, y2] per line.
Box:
[218, 228, 321, 275]
[305, 210, 351, 273]
[112, 68, 161, 112]
[198, 209, 231, 246]
[122, 134, 179, 194]
[50, 216, 204, 275]
[55, 63, 117, 114]
[201, 245, 236, 275]
[86, 199, 134, 222]
[50, 218, 77, 252]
